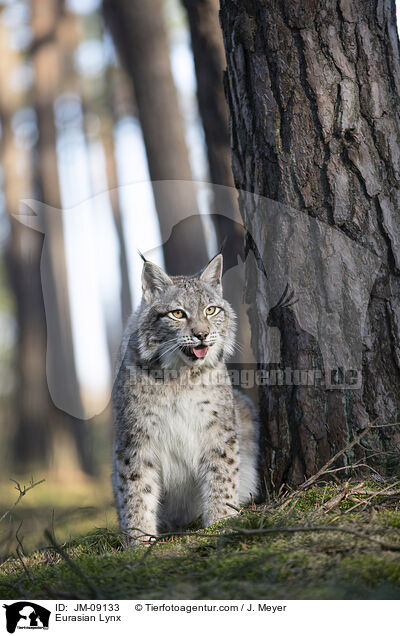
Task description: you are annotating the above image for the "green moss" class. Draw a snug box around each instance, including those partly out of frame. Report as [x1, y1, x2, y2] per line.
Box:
[1, 483, 400, 600]
[379, 510, 400, 529]
[340, 554, 400, 587]
[290, 487, 337, 511]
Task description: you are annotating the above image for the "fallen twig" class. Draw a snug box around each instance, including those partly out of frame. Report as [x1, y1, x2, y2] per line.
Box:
[44, 530, 103, 599]
[225, 502, 241, 512]
[319, 491, 347, 512]
[228, 524, 400, 551]
[123, 521, 400, 553]
[0, 478, 45, 524]
[343, 481, 400, 515]
[15, 520, 26, 557]
[319, 463, 383, 478]
[297, 419, 400, 492]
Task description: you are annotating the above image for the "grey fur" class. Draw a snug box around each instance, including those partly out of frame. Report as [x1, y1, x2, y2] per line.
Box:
[112, 254, 259, 544]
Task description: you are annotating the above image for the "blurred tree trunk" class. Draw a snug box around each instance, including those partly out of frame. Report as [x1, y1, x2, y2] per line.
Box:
[66, 9, 133, 357]
[102, 38, 136, 329]
[87, 109, 133, 362]
[181, 0, 239, 229]
[99, 55, 134, 328]
[182, 0, 254, 369]
[102, 0, 209, 275]
[220, 0, 400, 488]
[0, 16, 50, 470]
[100, 117, 132, 327]
[31, 0, 94, 478]
[102, 61, 136, 329]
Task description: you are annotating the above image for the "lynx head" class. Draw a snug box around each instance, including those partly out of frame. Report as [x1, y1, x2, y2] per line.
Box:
[137, 254, 236, 369]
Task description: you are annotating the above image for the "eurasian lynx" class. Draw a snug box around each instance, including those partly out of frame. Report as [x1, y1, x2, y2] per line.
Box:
[112, 254, 259, 543]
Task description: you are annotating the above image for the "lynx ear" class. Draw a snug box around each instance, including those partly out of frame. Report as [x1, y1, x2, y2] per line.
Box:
[200, 254, 223, 290]
[142, 262, 173, 302]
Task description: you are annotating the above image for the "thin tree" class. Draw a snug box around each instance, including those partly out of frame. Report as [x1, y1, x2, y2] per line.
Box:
[101, 57, 134, 329]
[31, 0, 93, 478]
[182, 0, 255, 368]
[181, 0, 238, 226]
[68, 8, 133, 344]
[0, 13, 50, 470]
[102, 0, 208, 275]
[100, 115, 133, 328]
[220, 0, 400, 487]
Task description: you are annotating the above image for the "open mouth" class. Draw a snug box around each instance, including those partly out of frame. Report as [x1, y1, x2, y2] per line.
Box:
[180, 344, 209, 360]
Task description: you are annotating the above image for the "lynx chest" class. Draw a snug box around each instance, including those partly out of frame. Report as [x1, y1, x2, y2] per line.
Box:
[149, 384, 215, 465]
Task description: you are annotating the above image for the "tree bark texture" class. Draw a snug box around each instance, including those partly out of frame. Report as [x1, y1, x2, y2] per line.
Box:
[220, 0, 400, 487]
[103, 0, 209, 275]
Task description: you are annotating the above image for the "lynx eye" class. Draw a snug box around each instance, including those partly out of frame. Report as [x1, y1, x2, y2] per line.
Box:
[168, 309, 186, 320]
[205, 306, 221, 317]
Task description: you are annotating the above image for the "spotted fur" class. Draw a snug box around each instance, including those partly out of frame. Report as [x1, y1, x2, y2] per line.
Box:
[112, 255, 259, 544]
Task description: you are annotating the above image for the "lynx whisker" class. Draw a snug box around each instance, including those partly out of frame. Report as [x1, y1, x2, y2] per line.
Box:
[233, 340, 245, 354]
[159, 338, 182, 359]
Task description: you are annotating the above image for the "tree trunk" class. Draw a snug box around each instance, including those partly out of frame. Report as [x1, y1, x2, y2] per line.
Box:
[100, 119, 133, 328]
[182, 0, 256, 370]
[181, 0, 238, 224]
[31, 0, 94, 478]
[220, 0, 400, 488]
[0, 16, 50, 470]
[102, 50, 136, 327]
[102, 0, 209, 275]
[77, 9, 133, 348]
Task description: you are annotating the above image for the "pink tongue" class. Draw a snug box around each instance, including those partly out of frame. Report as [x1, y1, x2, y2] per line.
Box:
[193, 345, 209, 358]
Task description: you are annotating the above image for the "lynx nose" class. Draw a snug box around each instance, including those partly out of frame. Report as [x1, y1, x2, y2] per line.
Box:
[192, 328, 209, 341]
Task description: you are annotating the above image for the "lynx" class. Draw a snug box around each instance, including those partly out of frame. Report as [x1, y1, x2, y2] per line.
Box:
[112, 254, 259, 543]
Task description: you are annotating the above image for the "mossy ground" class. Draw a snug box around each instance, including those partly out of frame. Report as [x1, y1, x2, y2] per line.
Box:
[1, 477, 400, 600]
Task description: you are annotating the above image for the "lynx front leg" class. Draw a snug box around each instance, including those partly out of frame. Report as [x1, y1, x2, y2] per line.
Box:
[200, 435, 240, 527]
[113, 454, 160, 546]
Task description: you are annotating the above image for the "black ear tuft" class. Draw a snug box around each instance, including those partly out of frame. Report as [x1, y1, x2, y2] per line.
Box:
[137, 249, 148, 263]
[218, 236, 228, 255]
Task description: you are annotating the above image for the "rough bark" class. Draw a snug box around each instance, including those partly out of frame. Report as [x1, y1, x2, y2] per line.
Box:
[102, 0, 209, 275]
[220, 0, 400, 488]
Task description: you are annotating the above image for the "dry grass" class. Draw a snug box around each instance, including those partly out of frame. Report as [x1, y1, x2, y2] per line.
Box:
[1, 477, 400, 600]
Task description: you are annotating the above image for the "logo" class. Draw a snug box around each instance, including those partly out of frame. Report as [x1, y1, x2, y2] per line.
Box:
[3, 603, 50, 634]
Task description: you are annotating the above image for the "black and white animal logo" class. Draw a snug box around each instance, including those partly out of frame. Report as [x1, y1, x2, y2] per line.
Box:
[3, 602, 50, 634]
